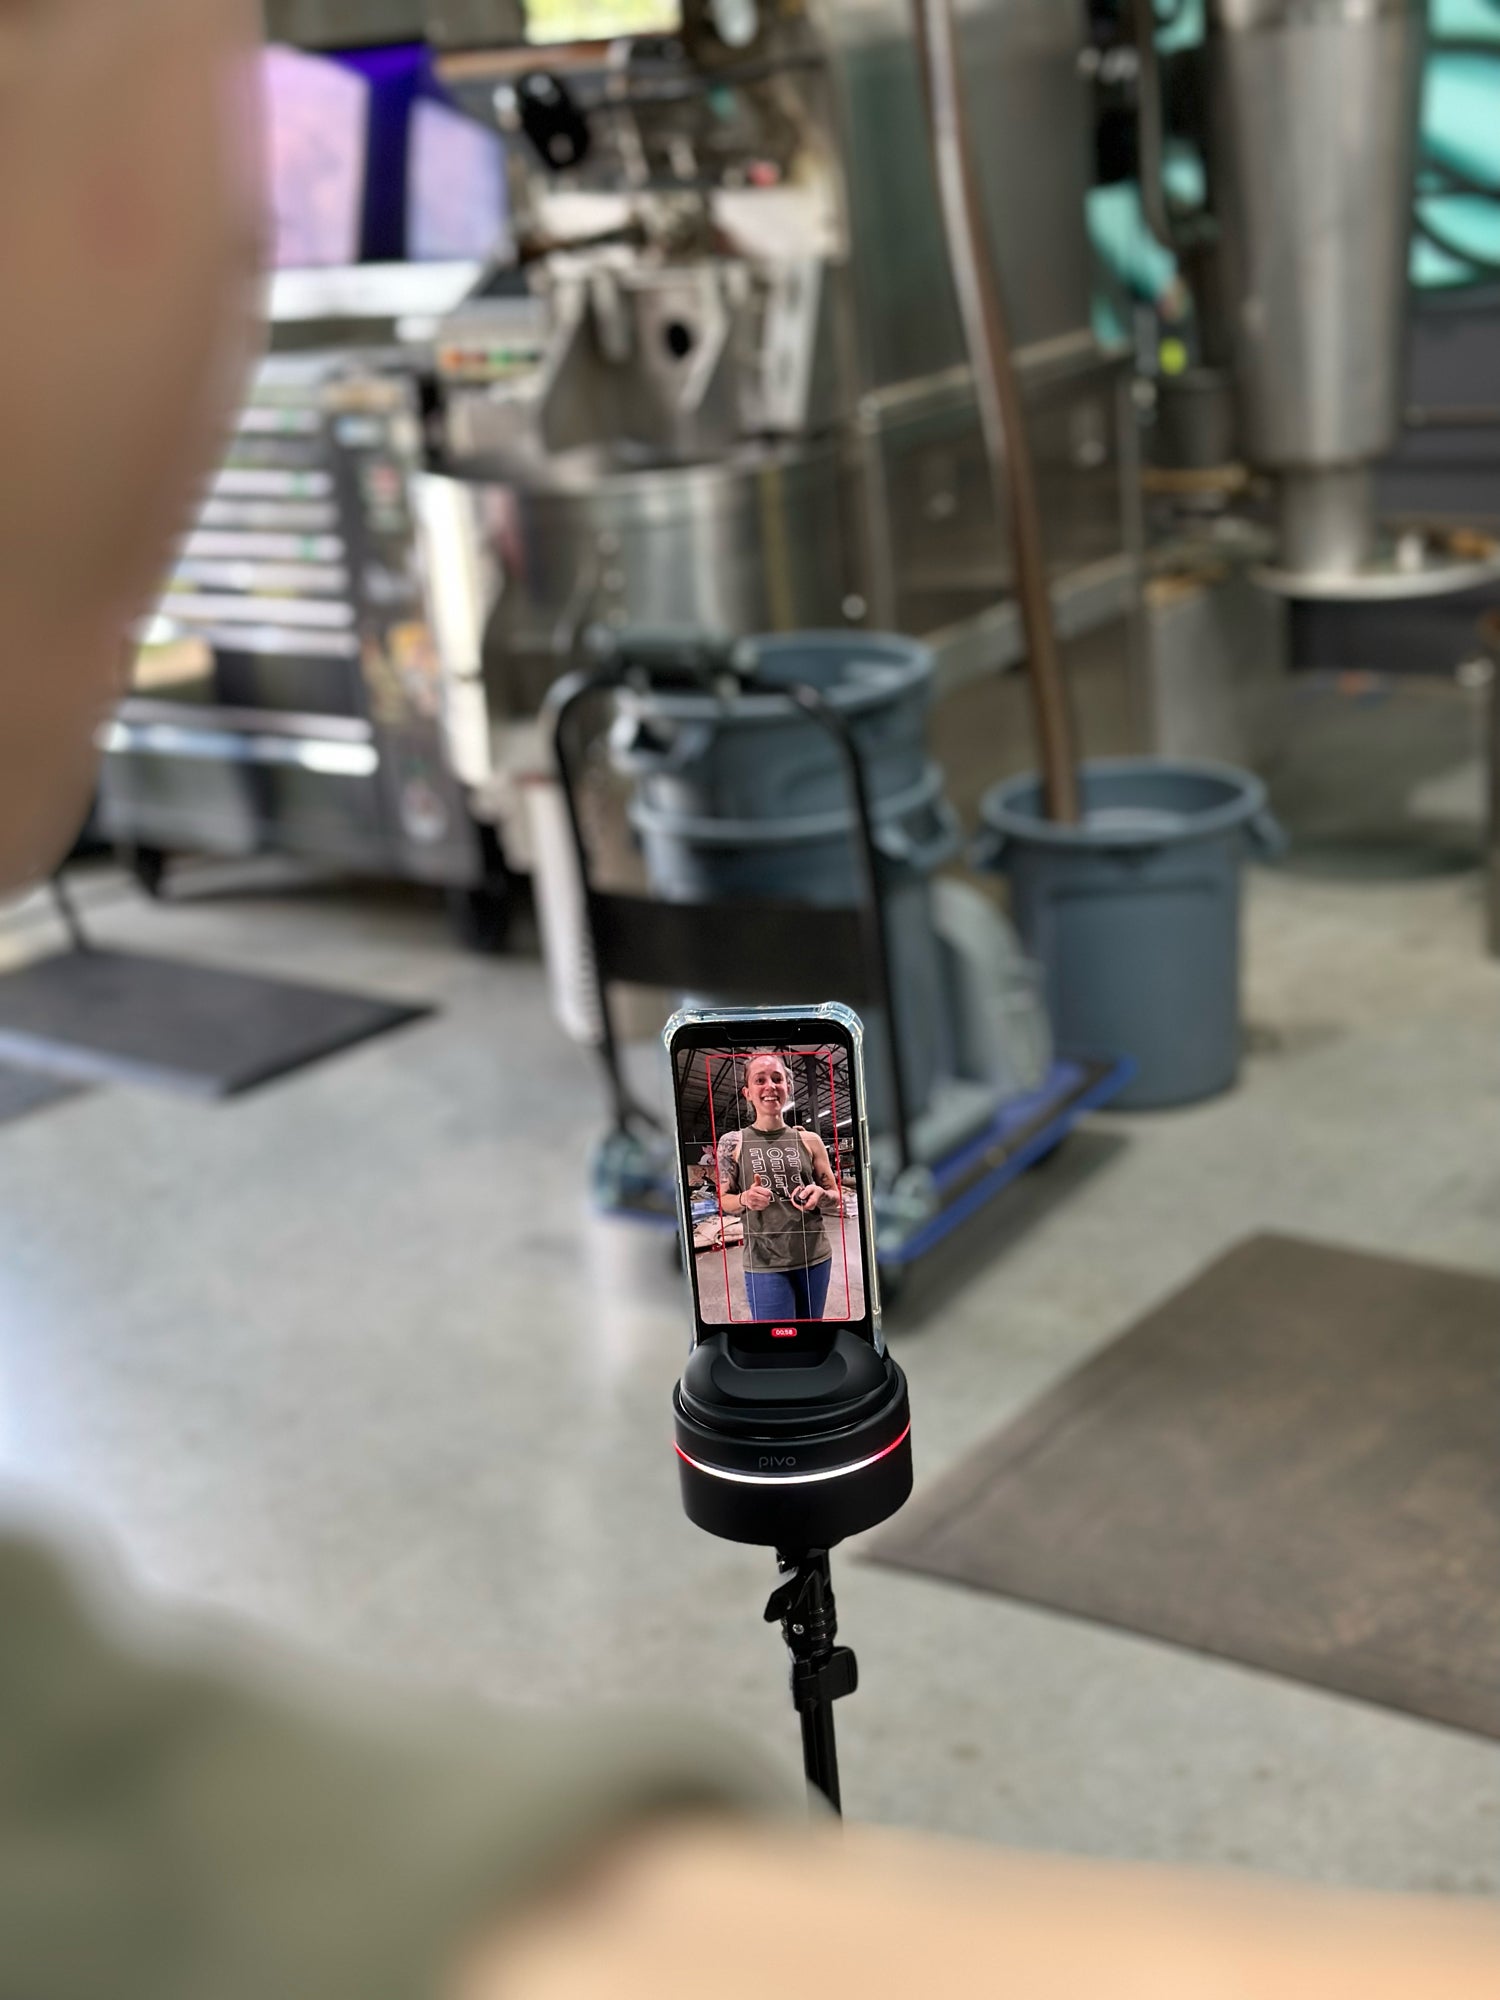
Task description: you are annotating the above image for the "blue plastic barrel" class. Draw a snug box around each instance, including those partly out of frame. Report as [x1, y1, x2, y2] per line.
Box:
[609, 633, 958, 1125]
[976, 758, 1285, 1109]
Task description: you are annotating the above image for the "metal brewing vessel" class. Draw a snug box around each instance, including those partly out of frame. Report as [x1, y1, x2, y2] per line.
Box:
[1207, 0, 1427, 578]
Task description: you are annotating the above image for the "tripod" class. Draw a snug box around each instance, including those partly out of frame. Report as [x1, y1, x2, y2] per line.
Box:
[764, 1550, 859, 1814]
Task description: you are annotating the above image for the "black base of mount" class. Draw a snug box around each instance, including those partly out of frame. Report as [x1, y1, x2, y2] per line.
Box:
[673, 1343, 913, 1552]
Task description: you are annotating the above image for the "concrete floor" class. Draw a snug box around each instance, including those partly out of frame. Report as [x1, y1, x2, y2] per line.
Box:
[0, 701, 1497, 1894]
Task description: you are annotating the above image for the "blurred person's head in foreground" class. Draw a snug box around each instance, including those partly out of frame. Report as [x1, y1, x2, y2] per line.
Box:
[0, 0, 262, 895]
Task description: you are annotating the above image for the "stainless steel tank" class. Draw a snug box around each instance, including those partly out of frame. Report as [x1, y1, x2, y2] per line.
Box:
[1208, 0, 1427, 578]
[478, 444, 851, 716]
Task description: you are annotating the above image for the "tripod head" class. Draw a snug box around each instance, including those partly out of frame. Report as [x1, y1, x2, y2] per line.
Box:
[673, 1328, 912, 1550]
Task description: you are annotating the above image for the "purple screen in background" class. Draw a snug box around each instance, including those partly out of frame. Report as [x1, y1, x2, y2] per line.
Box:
[407, 99, 511, 264]
[261, 45, 369, 270]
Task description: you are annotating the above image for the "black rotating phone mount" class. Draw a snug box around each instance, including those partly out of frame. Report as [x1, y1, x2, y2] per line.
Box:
[674, 1329, 913, 1813]
[544, 630, 916, 1814]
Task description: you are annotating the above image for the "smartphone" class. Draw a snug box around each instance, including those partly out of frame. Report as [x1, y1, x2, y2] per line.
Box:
[665, 1003, 881, 1354]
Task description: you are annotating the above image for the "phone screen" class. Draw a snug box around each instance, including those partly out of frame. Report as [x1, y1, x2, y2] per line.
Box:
[672, 1035, 872, 1343]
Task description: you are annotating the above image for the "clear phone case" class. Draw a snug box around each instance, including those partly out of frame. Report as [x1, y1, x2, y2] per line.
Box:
[664, 1003, 882, 1347]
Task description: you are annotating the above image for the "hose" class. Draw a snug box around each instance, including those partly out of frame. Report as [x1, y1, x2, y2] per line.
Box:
[1413, 207, 1500, 280]
[1420, 152, 1500, 204]
[1125, 0, 1217, 253]
[1130, 0, 1177, 255]
[1428, 34, 1500, 57]
[909, 0, 1082, 823]
[1414, 140, 1500, 283]
[1413, 30, 1500, 283]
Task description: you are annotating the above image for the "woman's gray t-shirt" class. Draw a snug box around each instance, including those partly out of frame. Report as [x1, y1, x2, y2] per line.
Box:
[716, 1125, 832, 1274]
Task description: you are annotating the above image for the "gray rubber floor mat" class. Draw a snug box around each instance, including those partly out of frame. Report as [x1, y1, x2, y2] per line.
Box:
[870, 1233, 1500, 1740]
[0, 948, 431, 1098]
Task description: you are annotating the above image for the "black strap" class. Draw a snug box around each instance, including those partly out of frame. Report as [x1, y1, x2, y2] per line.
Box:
[588, 890, 879, 1004]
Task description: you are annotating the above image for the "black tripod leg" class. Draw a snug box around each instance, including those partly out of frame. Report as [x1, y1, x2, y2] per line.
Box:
[797, 1687, 843, 1814]
[50, 871, 91, 954]
[766, 1551, 859, 1816]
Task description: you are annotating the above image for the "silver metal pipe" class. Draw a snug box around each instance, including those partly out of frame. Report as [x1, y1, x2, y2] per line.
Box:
[1208, 0, 1426, 578]
[1209, 0, 1426, 472]
[1277, 467, 1377, 578]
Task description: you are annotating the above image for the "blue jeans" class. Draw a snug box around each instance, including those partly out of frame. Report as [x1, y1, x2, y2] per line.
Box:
[743, 1261, 834, 1322]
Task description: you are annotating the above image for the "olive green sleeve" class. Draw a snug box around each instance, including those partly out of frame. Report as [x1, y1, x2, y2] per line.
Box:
[0, 1534, 799, 2000]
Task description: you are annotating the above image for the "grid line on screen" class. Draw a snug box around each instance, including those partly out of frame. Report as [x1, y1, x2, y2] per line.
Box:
[827, 1051, 852, 1320]
[704, 1053, 735, 1323]
[693, 1048, 856, 1325]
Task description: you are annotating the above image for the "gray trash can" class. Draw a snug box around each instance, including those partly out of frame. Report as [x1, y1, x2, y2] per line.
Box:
[609, 633, 959, 1127]
[976, 758, 1284, 1110]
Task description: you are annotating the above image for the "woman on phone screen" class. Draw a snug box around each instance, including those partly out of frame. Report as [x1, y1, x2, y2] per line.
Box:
[714, 1052, 843, 1321]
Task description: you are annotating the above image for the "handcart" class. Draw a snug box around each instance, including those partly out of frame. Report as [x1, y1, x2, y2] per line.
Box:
[545, 632, 1133, 1292]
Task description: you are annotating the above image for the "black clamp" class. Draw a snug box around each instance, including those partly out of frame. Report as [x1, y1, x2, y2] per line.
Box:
[788, 1644, 858, 1712]
[765, 1553, 859, 1711]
